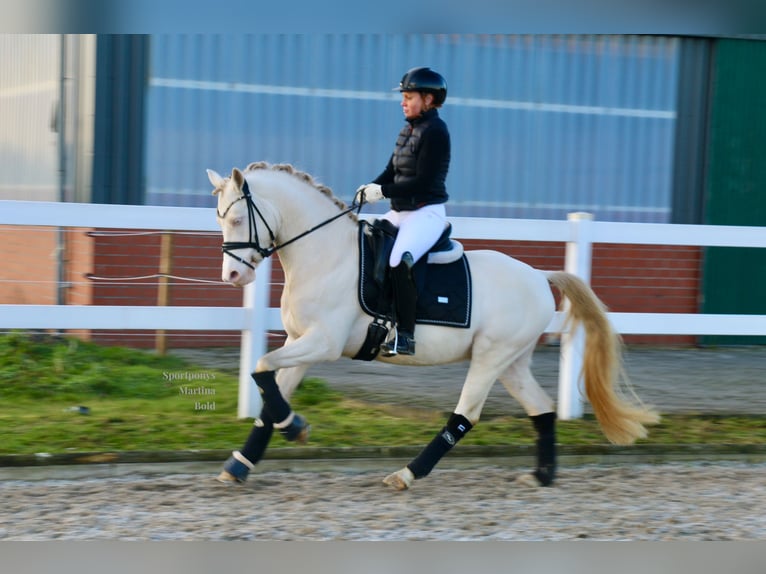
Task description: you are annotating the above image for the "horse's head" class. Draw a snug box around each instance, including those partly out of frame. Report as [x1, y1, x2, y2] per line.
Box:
[208, 167, 274, 286]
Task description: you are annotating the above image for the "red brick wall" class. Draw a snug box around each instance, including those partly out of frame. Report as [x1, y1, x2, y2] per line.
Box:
[591, 244, 701, 345]
[1, 227, 702, 348]
[88, 230, 292, 349]
[88, 230, 242, 348]
[461, 239, 701, 345]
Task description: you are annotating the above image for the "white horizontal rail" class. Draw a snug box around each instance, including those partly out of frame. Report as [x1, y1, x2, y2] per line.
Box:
[448, 216, 574, 242]
[590, 220, 766, 248]
[3, 201, 766, 248]
[0, 304, 283, 331]
[608, 313, 766, 336]
[0, 200, 218, 231]
[449, 216, 766, 247]
[3, 307, 764, 337]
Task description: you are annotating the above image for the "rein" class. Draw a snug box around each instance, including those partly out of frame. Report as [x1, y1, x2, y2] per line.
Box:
[218, 179, 362, 270]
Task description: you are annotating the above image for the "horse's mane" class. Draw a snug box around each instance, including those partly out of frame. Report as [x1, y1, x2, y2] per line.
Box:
[244, 161, 358, 223]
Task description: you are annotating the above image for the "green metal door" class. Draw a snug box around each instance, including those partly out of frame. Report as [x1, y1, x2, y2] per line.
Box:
[702, 39, 766, 344]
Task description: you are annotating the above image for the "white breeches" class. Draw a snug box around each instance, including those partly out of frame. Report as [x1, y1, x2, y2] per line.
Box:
[382, 203, 447, 267]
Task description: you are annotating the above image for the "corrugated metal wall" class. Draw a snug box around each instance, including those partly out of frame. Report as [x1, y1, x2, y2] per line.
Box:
[0, 34, 60, 201]
[144, 34, 680, 222]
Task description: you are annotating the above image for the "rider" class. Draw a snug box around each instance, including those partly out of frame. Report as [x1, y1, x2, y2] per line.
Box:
[355, 66, 451, 356]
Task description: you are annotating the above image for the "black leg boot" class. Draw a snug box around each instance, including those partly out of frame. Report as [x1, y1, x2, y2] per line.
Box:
[381, 252, 417, 356]
[217, 413, 275, 483]
[253, 370, 310, 443]
[530, 412, 557, 486]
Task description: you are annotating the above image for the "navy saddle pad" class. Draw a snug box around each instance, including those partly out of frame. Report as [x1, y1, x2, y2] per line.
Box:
[357, 222, 472, 328]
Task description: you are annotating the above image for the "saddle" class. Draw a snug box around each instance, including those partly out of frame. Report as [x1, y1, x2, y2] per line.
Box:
[353, 219, 472, 361]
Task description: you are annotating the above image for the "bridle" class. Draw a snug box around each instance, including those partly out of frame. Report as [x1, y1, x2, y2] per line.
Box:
[217, 178, 362, 270]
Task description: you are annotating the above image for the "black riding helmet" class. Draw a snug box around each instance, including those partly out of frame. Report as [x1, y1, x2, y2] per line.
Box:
[395, 67, 447, 107]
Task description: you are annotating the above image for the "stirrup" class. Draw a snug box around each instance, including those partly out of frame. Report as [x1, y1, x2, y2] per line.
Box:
[380, 330, 416, 357]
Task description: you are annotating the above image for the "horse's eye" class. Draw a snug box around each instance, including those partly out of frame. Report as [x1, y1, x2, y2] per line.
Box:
[231, 217, 243, 226]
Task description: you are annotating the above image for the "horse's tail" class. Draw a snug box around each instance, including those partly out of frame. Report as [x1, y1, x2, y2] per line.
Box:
[545, 271, 660, 445]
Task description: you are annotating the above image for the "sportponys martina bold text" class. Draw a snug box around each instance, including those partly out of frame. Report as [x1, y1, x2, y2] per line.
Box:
[164, 371, 217, 412]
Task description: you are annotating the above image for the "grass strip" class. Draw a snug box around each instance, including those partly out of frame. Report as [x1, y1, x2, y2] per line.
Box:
[1, 332, 764, 456]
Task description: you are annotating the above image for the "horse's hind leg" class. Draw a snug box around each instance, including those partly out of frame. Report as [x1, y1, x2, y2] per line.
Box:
[217, 364, 309, 483]
[383, 411, 476, 490]
[498, 350, 557, 487]
[383, 354, 504, 491]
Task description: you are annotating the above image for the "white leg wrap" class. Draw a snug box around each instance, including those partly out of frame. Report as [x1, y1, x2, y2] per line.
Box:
[232, 450, 255, 469]
[272, 411, 295, 429]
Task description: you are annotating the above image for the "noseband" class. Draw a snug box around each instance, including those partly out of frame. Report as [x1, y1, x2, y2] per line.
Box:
[218, 180, 276, 270]
[218, 178, 362, 270]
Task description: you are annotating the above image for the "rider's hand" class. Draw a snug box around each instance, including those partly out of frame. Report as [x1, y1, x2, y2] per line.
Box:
[354, 183, 384, 205]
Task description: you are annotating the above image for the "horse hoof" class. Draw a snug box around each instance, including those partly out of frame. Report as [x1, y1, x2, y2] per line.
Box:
[383, 467, 414, 491]
[217, 452, 252, 483]
[515, 471, 555, 487]
[514, 473, 543, 488]
[533, 468, 555, 487]
[295, 424, 310, 445]
[279, 413, 311, 444]
[216, 470, 242, 484]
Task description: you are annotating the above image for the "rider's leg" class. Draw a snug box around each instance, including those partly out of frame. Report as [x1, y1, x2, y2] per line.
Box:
[380, 251, 417, 356]
[381, 204, 446, 356]
[387, 204, 447, 267]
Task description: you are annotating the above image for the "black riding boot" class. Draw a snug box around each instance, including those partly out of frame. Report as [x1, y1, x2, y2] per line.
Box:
[381, 252, 417, 356]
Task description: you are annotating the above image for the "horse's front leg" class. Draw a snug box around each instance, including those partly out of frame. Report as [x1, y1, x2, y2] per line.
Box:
[253, 324, 346, 435]
[218, 329, 344, 484]
[217, 364, 309, 483]
[254, 324, 347, 374]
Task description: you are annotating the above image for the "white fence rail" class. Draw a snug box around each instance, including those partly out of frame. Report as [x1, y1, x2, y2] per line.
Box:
[2, 200, 766, 420]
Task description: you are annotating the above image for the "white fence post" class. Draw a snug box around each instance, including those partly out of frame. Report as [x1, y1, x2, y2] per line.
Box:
[237, 257, 271, 419]
[558, 212, 594, 420]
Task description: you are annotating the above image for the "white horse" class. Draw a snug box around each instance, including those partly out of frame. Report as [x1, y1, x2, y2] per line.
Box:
[207, 162, 659, 490]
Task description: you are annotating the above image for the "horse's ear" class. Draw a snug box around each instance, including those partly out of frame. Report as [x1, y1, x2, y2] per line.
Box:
[231, 168, 245, 189]
[207, 169, 224, 195]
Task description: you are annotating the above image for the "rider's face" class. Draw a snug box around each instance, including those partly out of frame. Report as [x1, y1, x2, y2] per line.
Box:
[401, 91, 432, 119]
